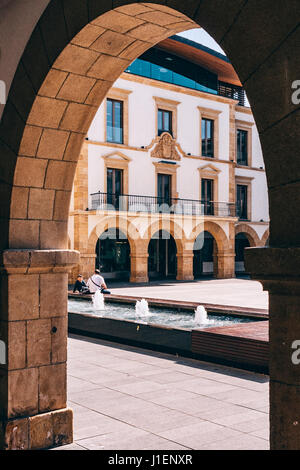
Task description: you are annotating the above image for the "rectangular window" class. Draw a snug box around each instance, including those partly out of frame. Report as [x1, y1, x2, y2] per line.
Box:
[237, 129, 248, 165]
[202, 118, 214, 158]
[201, 178, 214, 215]
[236, 184, 248, 220]
[157, 173, 171, 207]
[158, 109, 172, 136]
[107, 168, 123, 209]
[107, 99, 123, 144]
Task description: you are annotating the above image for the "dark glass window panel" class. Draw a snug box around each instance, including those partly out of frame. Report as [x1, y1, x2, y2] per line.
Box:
[237, 184, 248, 220]
[201, 178, 214, 215]
[151, 64, 173, 83]
[125, 47, 219, 96]
[173, 72, 196, 89]
[237, 129, 248, 165]
[107, 168, 123, 209]
[125, 55, 220, 95]
[158, 109, 172, 136]
[157, 173, 171, 207]
[202, 118, 214, 157]
[126, 58, 151, 77]
[107, 99, 123, 144]
[148, 230, 177, 279]
[96, 229, 130, 274]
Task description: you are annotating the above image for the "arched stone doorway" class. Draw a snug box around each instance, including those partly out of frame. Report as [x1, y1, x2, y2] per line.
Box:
[191, 221, 233, 279]
[0, 0, 299, 451]
[96, 228, 130, 281]
[193, 231, 215, 279]
[148, 230, 177, 280]
[234, 224, 260, 276]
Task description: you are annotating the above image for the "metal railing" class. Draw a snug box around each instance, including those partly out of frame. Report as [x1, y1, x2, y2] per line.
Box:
[90, 192, 236, 218]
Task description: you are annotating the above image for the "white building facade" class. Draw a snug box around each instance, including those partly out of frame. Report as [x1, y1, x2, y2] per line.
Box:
[69, 36, 269, 283]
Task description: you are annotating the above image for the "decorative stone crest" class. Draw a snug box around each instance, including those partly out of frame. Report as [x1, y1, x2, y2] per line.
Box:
[151, 132, 181, 161]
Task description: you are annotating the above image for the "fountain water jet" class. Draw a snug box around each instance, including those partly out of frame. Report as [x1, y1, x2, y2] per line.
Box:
[135, 299, 150, 320]
[194, 305, 214, 326]
[92, 290, 105, 310]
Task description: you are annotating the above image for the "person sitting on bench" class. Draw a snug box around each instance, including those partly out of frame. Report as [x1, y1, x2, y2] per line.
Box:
[87, 269, 111, 294]
[73, 274, 89, 294]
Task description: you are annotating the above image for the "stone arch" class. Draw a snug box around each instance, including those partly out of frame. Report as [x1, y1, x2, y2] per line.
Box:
[261, 228, 270, 247]
[235, 224, 260, 247]
[3, 3, 197, 251]
[191, 221, 233, 279]
[146, 218, 186, 255]
[1, 0, 300, 451]
[87, 215, 142, 255]
[191, 221, 230, 254]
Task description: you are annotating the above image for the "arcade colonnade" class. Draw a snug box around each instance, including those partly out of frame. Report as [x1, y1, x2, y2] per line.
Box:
[0, 0, 299, 450]
[73, 214, 270, 283]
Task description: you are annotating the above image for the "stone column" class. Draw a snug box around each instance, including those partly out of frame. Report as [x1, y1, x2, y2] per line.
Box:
[0, 249, 79, 450]
[130, 253, 149, 283]
[246, 247, 300, 450]
[177, 251, 194, 281]
[214, 252, 235, 279]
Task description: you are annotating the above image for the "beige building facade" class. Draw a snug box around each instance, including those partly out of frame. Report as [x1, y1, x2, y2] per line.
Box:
[68, 35, 269, 284]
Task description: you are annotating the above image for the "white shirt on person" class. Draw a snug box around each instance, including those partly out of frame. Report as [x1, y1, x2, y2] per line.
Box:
[87, 274, 105, 293]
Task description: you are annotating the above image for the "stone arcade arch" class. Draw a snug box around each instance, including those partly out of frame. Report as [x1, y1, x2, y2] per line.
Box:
[235, 224, 261, 275]
[235, 223, 261, 248]
[0, 0, 299, 450]
[87, 215, 142, 282]
[191, 221, 233, 279]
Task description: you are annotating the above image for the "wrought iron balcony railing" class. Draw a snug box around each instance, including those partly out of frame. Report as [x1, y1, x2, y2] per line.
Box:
[90, 192, 236, 218]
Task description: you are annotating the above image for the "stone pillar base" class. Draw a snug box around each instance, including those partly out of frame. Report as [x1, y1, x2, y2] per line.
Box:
[0, 408, 73, 450]
[0, 249, 79, 451]
[176, 252, 194, 281]
[130, 272, 149, 283]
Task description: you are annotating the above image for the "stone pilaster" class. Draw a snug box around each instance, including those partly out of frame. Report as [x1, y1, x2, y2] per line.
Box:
[214, 252, 235, 278]
[130, 253, 149, 283]
[246, 247, 300, 450]
[0, 249, 79, 450]
[177, 251, 194, 281]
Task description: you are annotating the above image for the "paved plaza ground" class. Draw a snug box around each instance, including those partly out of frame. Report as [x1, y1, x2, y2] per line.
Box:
[108, 278, 269, 311]
[57, 334, 269, 450]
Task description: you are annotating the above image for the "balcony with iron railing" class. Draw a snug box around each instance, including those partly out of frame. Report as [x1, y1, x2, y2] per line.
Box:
[89, 192, 236, 218]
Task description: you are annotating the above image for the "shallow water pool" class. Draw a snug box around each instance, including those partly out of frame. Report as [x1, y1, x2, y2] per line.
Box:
[68, 299, 255, 330]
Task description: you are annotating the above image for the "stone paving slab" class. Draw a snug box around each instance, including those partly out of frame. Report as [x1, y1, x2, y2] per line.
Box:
[107, 278, 269, 311]
[60, 333, 270, 450]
